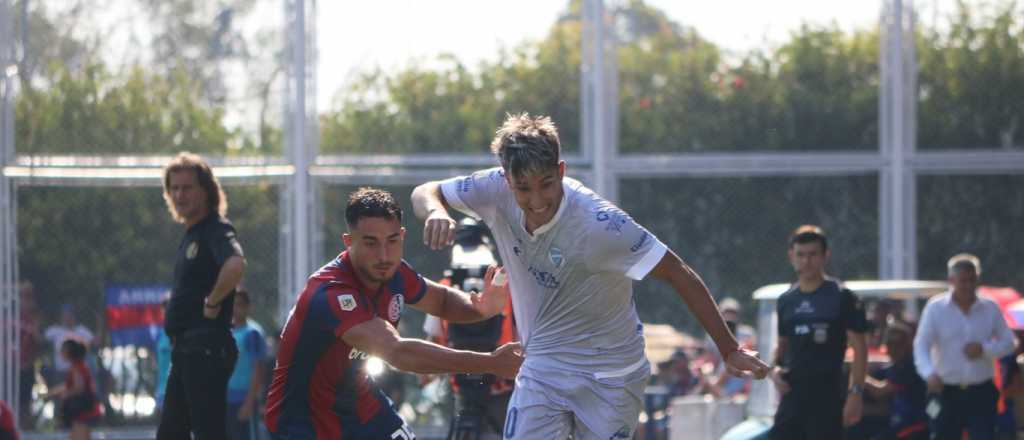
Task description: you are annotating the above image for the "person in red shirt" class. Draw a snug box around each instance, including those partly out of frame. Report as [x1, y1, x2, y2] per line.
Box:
[0, 399, 19, 440]
[264, 188, 522, 440]
[48, 339, 102, 440]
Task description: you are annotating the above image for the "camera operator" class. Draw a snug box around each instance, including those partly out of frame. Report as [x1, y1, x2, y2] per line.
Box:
[423, 218, 516, 440]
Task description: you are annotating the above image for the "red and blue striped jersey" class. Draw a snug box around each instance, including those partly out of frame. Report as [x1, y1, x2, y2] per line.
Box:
[264, 251, 426, 439]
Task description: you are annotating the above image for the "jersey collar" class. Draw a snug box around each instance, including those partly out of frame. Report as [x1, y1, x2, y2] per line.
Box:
[523, 181, 569, 240]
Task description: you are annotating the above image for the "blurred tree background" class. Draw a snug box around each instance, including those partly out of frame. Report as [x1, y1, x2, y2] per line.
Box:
[13, 0, 1024, 336]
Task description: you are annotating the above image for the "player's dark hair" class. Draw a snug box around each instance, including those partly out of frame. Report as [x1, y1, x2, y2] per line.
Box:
[61, 339, 87, 362]
[162, 151, 228, 222]
[789, 224, 828, 251]
[345, 187, 403, 228]
[490, 113, 561, 179]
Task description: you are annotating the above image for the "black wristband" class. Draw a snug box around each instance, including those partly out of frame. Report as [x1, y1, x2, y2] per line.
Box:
[204, 298, 221, 308]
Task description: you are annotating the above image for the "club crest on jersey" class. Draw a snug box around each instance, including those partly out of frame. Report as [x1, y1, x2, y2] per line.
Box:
[795, 300, 815, 314]
[548, 247, 564, 268]
[185, 242, 198, 259]
[338, 294, 356, 312]
[388, 294, 404, 321]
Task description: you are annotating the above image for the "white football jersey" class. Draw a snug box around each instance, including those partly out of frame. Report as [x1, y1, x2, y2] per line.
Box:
[440, 168, 666, 376]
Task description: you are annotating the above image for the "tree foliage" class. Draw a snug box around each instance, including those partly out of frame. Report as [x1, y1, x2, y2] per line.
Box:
[12, 0, 1024, 334]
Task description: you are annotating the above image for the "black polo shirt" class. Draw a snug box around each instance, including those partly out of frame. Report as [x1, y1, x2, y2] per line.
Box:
[165, 214, 244, 337]
[777, 279, 868, 382]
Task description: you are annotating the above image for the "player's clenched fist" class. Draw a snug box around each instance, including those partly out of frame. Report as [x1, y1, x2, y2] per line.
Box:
[725, 348, 770, 380]
[423, 210, 457, 250]
[490, 342, 524, 379]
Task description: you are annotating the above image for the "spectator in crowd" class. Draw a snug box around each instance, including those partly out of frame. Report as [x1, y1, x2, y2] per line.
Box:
[0, 399, 17, 440]
[48, 339, 102, 440]
[226, 288, 267, 440]
[661, 349, 702, 398]
[17, 281, 41, 429]
[914, 253, 1016, 440]
[43, 304, 94, 387]
[769, 225, 869, 440]
[994, 331, 1024, 440]
[155, 296, 172, 413]
[865, 320, 929, 440]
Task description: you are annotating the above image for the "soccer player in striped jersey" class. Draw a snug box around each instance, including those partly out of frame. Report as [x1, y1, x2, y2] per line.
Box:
[265, 188, 522, 440]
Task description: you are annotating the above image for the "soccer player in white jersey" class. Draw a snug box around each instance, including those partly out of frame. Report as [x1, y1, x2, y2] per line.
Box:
[411, 113, 769, 439]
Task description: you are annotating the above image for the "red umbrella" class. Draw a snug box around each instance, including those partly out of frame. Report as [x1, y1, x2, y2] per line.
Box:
[981, 286, 1024, 329]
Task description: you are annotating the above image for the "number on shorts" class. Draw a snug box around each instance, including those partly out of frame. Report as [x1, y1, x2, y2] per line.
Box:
[504, 407, 518, 438]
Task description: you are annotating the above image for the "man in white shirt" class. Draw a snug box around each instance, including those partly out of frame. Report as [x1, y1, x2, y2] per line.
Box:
[411, 113, 769, 439]
[913, 253, 1016, 440]
[43, 304, 94, 385]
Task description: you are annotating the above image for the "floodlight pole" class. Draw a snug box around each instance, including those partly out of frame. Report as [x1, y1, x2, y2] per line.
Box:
[281, 0, 319, 324]
[582, 0, 618, 202]
[0, 0, 17, 419]
[880, 0, 918, 280]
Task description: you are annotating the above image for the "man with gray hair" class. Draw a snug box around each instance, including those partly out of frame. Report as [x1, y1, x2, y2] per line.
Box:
[914, 253, 1016, 440]
[411, 113, 769, 439]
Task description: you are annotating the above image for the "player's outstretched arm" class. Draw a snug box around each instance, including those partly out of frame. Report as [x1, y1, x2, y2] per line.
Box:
[342, 317, 522, 379]
[649, 250, 769, 379]
[412, 266, 508, 323]
[411, 181, 457, 250]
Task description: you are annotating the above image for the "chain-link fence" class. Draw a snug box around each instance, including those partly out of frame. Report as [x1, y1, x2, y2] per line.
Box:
[3, 0, 1024, 438]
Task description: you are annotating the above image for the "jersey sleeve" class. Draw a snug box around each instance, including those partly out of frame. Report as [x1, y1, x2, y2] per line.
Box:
[393, 260, 428, 305]
[209, 221, 244, 265]
[583, 205, 667, 280]
[840, 288, 869, 333]
[776, 295, 788, 338]
[324, 284, 376, 339]
[439, 168, 507, 222]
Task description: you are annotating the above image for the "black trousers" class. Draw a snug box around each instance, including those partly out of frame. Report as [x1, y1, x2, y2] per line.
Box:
[769, 377, 845, 440]
[157, 329, 238, 440]
[931, 381, 998, 440]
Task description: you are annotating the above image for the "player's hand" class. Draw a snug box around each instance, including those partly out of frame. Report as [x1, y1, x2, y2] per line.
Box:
[926, 374, 943, 394]
[472, 266, 508, 318]
[963, 342, 984, 359]
[490, 341, 524, 379]
[842, 393, 863, 426]
[770, 366, 791, 395]
[203, 297, 221, 319]
[423, 210, 457, 250]
[724, 348, 769, 380]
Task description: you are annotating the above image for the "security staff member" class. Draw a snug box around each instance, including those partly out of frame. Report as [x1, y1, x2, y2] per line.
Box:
[770, 225, 869, 440]
[157, 152, 246, 440]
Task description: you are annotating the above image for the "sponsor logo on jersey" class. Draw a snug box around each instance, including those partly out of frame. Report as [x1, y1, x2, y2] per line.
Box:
[457, 177, 474, 193]
[795, 300, 815, 314]
[528, 266, 560, 289]
[338, 294, 357, 311]
[630, 231, 649, 253]
[548, 247, 564, 268]
[348, 348, 369, 360]
[596, 209, 627, 235]
[186, 242, 199, 259]
[388, 294, 404, 322]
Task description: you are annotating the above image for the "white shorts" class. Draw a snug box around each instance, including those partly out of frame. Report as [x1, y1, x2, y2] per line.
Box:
[502, 364, 649, 440]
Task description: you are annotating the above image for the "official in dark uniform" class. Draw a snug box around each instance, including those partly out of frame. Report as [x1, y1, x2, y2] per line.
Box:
[769, 225, 869, 440]
[158, 152, 246, 440]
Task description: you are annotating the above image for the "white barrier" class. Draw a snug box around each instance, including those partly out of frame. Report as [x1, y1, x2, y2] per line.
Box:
[668, 395, 746, 440]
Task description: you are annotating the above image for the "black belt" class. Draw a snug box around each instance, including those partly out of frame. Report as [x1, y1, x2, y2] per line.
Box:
[942, 379, 993, 391]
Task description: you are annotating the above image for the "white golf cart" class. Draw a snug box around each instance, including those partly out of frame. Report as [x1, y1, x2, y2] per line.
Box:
[719, 280, 948, 440]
